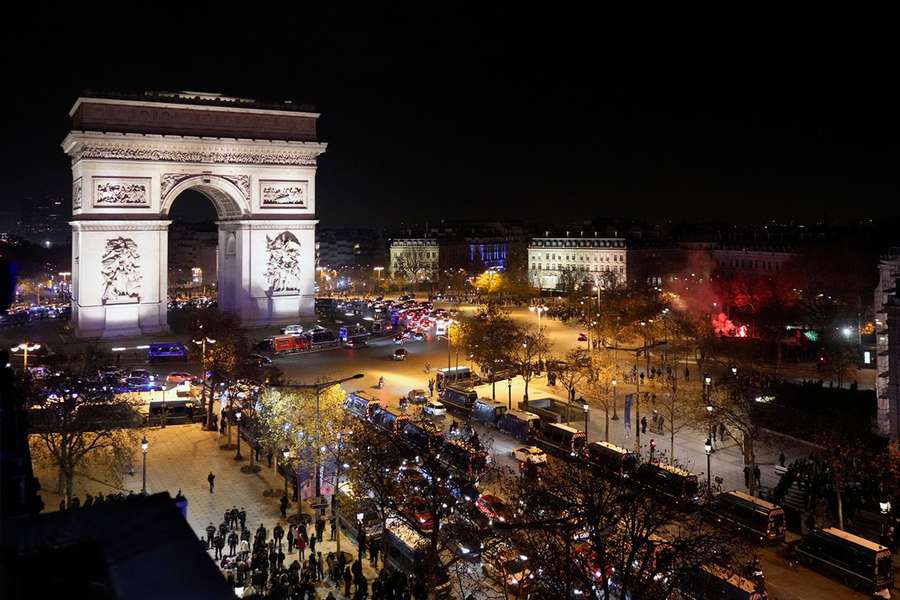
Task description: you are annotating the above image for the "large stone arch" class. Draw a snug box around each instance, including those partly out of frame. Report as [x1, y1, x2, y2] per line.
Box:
[63, 92, 326, 338]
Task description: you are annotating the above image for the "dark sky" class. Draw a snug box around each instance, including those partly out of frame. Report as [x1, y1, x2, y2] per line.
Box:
[2, 6, 899, 228]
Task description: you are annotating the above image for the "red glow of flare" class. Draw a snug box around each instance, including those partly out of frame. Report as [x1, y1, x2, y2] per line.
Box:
[711, 312, 750, 338]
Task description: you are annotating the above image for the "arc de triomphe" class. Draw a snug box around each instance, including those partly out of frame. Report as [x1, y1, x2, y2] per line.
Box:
[62, 92, 325, 338]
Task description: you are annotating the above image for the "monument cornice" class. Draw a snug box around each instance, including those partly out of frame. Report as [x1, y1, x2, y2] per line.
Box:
[70, 220, 172, 231]
[62, 131, 326, 167]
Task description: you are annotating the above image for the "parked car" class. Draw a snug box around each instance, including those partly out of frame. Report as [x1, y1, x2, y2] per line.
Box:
[129, 369, 155, 381]
[344, 338, 367, 349]
[413, 331, 425, 341]
[481, 542, 532, 594]
[407, 389, 428, 404]
[393, 348, 408, 361]
[246, 354, 273, 367]
[125, 377, 162, 391]
[423, 400, 447, 417]
[511, 446, 547, 465]
[476, 494, 516, 525]
[166, 371, 193, 384]
[393, 334, 404, 344]
[282, 324, 304, 336]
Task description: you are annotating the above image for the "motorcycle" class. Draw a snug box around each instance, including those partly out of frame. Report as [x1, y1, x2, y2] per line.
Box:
[378, 376, 385, 389]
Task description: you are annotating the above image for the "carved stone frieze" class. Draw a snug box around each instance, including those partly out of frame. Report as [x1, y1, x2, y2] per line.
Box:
[260, 180, 308, 207]
[264, 231, 302, 294]
[93, 177, 151, 207]
[72, 177, 83, 209]
[75, 143, 318, 166]
[101, 237, 142, 304]
[161, 173, 251, 203]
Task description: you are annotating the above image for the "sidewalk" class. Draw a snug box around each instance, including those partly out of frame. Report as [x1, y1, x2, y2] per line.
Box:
[33, 422, 381, 597]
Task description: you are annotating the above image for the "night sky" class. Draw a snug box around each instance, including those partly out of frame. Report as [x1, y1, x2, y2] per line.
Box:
[2, 6, 898, 228]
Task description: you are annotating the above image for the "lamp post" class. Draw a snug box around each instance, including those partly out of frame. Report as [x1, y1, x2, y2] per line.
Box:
[507, 378, 512, 410]
[141, 436, 149, 495]
[611, 378, 619, 420]
[10, 342, 41, 371]
[234, 410, 243, 461]
[606, 341, 667, 454]
[704, 375, 714, 453]
[282, 448, 291, 497]
[705, 438, 712, 495]
[192, 331, 216, 429]
[583, 404, 590, 443]
[274, 373, 364, 500]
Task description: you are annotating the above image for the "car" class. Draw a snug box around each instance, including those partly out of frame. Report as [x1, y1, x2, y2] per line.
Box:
[166, 371, 193, 384]
[393, 334, 404, 344]
[393, 348, 408, 361]
[423, 400, 446, 417]
[481, 543, 532, 594]
[511, 446, 547, 465]
[445, 520, 484, 561]
[129, 369, 155, 381]
[125, 376, 160, 391]
[577, 332, 588, 342]
[344, 338, 366, 349]
[247, 353, 273, 367]
[447, 475, 480, 503]
[282, 324, 303, 336]
[413, 331, 425, 341]
[406, 389, 428, 404]
[401, 496, 434, 529]
[28, 366, 52, 379]
[98, 365, 123, 379]
[476, 494, 516, 525]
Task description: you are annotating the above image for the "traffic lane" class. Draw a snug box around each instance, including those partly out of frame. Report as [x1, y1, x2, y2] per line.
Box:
[757, 545, 869, 600]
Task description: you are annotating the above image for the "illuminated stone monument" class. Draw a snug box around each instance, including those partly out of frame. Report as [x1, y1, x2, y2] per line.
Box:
[63, 91, 325, 337]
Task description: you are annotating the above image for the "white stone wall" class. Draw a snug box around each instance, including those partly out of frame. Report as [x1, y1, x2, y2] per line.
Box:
[528, 239, 626, 289]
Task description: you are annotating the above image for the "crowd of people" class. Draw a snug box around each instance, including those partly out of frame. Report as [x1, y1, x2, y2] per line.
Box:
[202, 508, 432, 599]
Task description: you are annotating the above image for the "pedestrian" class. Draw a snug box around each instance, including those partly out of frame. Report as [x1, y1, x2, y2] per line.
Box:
[719, 422, 726, 442]
[778, 451, 786, 468]
[214, 534, 225, 559]
[219, 521, 229, 539]
[206, 522, 217, 549]
[239, 507, 247, 530]
[287, 524, 295, 553]
[753, 465, 761, 487]
[256, 523, 268, 542]
[274, 523, 284, 549]
[316, 515, 325, 541]
[658, 415, 665, 434]
[344, 566, 353, 597]
[358, 527, 367, 561]
[651, 411, 658, 432]
[224, 508, 232, 529]
[317, 551, 325, 581]
[309, 532, 317, 556]
[308, 553, 318, 581]
[280, 494, 289, 519]
[369, 536, 380, 567]
[207, 471, 216, 493]
[743, 465, 751, 488]
[228, 531, 238, 556]
[297, 530, 307, 560]
[352, 559, 363, 591]
[640, 416, 647, 434]
[649, 439, 656, 462]
[329, 514, 337, 541]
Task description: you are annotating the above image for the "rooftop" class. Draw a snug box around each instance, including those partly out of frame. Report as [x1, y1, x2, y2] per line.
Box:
[77, 89, 316, 113]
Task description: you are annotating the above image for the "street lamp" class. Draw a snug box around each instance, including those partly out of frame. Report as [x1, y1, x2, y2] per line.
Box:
[705, 438, 712, 495]
[274, 373, 364, 499]
[507, 377, 513, 410]
[706, 404, 715, 453]
[10, 342, 41, 371]
[141, 436, 149, 495]
[282, 448, 291, 496]
[583, 404, 590, 443]
[611, 378, 619, 421]
[192, 331, 216, 429]
[373, 266, 384, 280]
[234, 410, 243, 461]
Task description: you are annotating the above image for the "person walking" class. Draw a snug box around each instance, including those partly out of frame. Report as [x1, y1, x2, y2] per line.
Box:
[273, 523, 284, 549]
[309, 532, 317, 557]
[239, 507, 247, 530]
[214, 533, 225, 559]
[351, 559, 363, 591]
[317, 551, 325, 581]
[280, 494, 289, 519]
[743, 465, 751, 488]
[649, 439, 656, 462]
[779, 451, 786, 468]
[358, 526, 367, 562]
[316, 515, 325, 541]
[719, 422, 726, 443]
[207, 471, 216, 493]
[640, 416, 647, 435]
[287, 524, 295, 553]
[228, 531, 238, 556]
[206, 522, 217, 550]
[753, 465, 761, 488]
[329, 514, 337, 541]
[369, 536, 380, 567]
[343, 566, 353, 598]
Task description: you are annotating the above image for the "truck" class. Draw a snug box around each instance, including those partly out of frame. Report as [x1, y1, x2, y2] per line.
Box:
[440, 385, 478, 415]
[272, 335, 310, 354]
[518, 399, 563, 427]
[498, 409, 542, 441]
[436, 366, 479, 388]
[402, 420, 444, 452]
[345, 390, 382, 420]
[440, 438, 490, 477]
[472, 398, 507, 426]
[370, 405, 409, 434]
[384, 519, 452, 598]
[585, 441, 639, 477]
[535, 422, 586, 459]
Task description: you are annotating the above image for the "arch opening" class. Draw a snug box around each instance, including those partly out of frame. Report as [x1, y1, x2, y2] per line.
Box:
[167, 191, 219, 314]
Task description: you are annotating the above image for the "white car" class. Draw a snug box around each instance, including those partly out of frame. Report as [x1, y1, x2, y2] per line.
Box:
[511, 446, 547, 464]
[423, 401, 447, 417]
[407, 389, 428, 404]
[282, 324, 304, 336]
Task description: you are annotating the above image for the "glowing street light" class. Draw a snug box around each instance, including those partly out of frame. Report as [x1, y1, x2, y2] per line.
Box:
[10, 342, 41, 371]
[141, 436, 149, 495]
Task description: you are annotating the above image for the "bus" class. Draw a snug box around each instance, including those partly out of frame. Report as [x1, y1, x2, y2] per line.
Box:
[436, 366, 478, 388]
[272, 335, 310, 354]
[440, 385, 478, 415]
[535, 423, 586, 458]
[498, 409, 542, 442]
[402, 420, 444, 453]
[338, 324, 369, 342]
[384, 519, 452, 598]
[635, 462, 700, 505]
[471, 398, 506, 426]
[585, 441, 639, 477]
[148, 342, 189, 363]
[146, 398, 200, 425]
[345, 390, 382, 420]
[680, 564, 767, 600]
[796, 527, 893, 594]
[708, 491, 785, 545]
[370, 405, 409, 434]
[440, 439, 490, 477]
